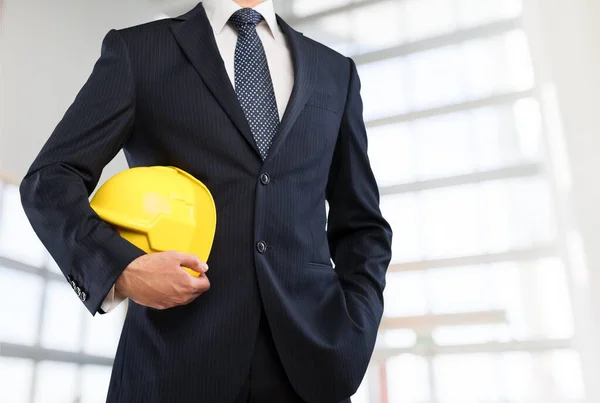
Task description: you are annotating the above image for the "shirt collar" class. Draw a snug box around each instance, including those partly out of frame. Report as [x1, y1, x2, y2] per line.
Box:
[202, 0, 279, 39]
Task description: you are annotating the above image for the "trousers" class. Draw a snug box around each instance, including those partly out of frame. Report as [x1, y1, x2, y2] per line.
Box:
[233, 311, 352, 403]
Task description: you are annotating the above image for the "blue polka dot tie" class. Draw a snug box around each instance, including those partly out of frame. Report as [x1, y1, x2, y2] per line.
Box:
[230, 8, 280, 160]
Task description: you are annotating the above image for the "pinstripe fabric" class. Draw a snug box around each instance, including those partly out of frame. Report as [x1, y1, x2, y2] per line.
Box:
[19, 3, 392, 403]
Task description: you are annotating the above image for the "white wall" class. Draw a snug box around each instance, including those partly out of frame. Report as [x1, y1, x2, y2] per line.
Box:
[1, 0, 162, 184]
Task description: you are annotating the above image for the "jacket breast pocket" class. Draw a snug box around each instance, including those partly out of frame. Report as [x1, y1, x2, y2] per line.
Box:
[305, 91, 342, 115]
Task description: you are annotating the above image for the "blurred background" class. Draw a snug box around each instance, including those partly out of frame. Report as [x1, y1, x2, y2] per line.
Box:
[1, 0, 599, 402]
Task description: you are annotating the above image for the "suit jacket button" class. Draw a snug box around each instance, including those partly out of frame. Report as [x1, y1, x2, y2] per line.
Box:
[256, 241, 267, 253]
[70, 280, 77, 290]
[75, 287, 82, 297]
[80, 292, 87, 302]
[260, 173, 270, 185]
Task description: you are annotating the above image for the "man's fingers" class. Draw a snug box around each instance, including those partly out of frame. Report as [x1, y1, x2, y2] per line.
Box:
[183, 267, 202, 277]
[178, 277, 210, 306]
[173, 252, 209, 273]
[188, 274, 211, 294]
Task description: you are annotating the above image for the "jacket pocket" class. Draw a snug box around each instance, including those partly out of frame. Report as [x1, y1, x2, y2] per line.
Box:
[307, 261, 334, 271]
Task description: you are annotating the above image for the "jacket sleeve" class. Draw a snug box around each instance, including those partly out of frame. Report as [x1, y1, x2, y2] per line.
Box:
[19, 29, 146, 315]
[326, 58, 393, 324]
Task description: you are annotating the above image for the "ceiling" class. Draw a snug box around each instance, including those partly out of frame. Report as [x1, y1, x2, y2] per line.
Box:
[152, 0, 292, 18]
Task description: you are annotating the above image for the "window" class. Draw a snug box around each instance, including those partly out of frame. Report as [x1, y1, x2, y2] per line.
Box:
[80, 365, 113, 403]
[83, 303, 127, 357]
[40, 281, 86, 352]
[33, 361, 79, 403]
[294, 0, 523, 56]
[386, 355, 430, 403]
[0, 358, 34, 403]
[356, 30, 534, 121]
[0, 267, 44, 345]
[0, 185, 47, 267]
[433, 350, 585, 403]
[0, 180, 120, 402]
[380, 177, 555, 262]
[289, 0, 583, 401]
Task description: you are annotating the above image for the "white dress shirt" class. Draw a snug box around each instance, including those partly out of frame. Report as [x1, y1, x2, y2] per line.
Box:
[101, 0, 294, 313]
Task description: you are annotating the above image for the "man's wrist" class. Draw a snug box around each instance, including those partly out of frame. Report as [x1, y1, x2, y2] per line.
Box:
[114, 270, 128, 298]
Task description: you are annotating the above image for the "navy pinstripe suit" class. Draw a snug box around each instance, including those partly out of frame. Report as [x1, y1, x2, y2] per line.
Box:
[20, 3, 392, 402]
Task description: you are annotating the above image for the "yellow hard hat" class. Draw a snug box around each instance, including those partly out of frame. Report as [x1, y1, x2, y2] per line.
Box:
[90, 166, 217, 277]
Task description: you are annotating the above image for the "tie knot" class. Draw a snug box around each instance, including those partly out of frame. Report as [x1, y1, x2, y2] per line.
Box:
[229, 8, 264, 30]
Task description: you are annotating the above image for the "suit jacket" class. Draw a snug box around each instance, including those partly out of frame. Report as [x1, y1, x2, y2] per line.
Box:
[20, 3, 393, 403]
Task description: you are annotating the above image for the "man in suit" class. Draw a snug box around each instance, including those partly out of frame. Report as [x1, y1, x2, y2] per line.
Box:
[20, 0, 393, 402]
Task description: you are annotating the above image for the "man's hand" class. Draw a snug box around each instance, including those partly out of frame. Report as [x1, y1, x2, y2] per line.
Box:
[115, 251, 210, 310]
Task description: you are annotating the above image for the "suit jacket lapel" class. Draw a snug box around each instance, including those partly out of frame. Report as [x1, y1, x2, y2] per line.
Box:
[170, 4, 262, 157]
[170, 5, 317, 163]
[265, 16, 318, 163]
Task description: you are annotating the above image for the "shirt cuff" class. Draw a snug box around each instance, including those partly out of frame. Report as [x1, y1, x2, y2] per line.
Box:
[99, 284, 126, 313]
